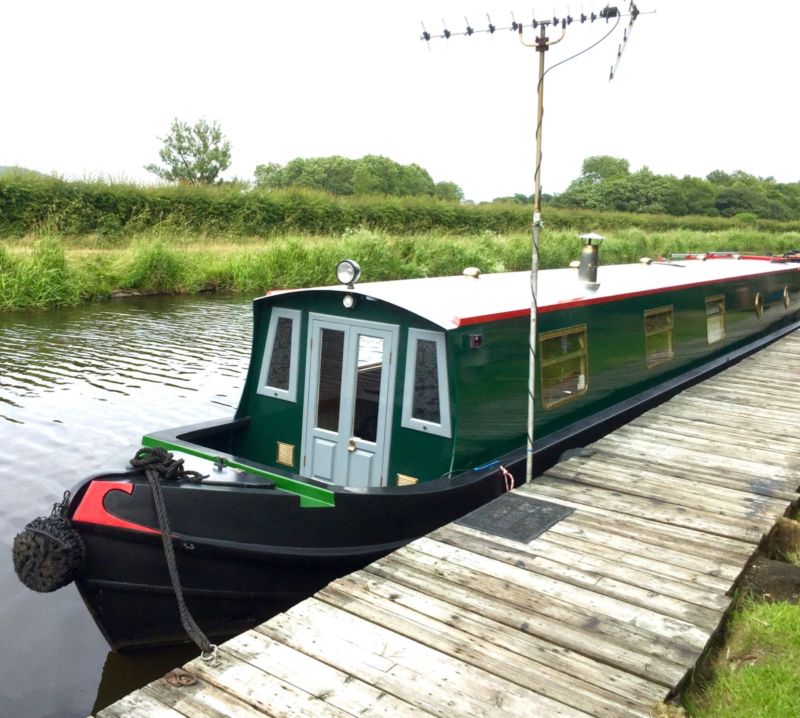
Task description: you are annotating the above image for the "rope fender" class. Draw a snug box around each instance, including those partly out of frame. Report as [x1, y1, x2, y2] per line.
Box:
[12, 492, 85, 593]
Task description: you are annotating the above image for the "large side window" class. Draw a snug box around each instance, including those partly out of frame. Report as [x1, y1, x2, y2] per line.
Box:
[401, 329, 451, 438]
[706, 295, 725, 344]
[540, 325, 588, 409]
[644, 306, 675, 368]
[257, 308, 301, 401]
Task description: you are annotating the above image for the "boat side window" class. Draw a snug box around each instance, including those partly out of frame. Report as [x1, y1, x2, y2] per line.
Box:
[401, 329, 451, 438]
[644, 306, 675, 368]
[540, 325, 588, 409]
[705, 295, 726, 344]
[257, 308, 302, 401]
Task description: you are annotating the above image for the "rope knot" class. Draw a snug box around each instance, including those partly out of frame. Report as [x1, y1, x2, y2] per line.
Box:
[130, 447, 206, 483]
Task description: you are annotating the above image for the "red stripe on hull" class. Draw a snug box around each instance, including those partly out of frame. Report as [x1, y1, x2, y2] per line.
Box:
[72, 481, 159, 535]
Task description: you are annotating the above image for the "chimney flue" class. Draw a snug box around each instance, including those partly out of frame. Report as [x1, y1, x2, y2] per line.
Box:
[577, 232, 604, 286]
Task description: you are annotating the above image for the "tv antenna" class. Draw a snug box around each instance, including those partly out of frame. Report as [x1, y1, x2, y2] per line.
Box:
[421, 4, 645, 484]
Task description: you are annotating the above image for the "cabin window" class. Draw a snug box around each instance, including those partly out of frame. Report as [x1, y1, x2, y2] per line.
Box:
[315, 328, 345, 431]
[401, 329, 451, 438]
[644, 306, 675, 368]
[784, 286, 791, 309]
[257, 308, 301, 402]
[540, 325, 588, 409]
[705, 296, 726, 344]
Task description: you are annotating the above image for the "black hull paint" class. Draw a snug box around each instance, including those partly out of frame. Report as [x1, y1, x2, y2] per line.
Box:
[72, 464, 512, 650]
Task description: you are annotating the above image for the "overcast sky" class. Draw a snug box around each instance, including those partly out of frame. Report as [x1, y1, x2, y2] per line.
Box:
[3, 1, 797, 202]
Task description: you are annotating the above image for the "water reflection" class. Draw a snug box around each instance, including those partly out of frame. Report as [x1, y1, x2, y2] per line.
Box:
[0, 294, 254, 718]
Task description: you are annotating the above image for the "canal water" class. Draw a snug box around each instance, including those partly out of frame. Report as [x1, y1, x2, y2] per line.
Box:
[0, 295, 254, 717]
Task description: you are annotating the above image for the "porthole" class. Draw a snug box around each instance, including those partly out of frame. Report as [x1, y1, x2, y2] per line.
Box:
[784, 286, 791, 309]
[754, 291, 764, 318]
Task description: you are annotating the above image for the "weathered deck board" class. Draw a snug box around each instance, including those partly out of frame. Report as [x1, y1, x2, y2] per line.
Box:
[96, 331, 800, 718]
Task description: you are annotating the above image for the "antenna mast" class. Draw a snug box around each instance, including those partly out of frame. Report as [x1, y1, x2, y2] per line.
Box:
[422, 5, 642, 485]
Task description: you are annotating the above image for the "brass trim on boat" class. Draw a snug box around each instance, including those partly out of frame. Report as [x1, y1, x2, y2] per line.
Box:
[539, 324, 589, 410]
[754, 291, 764, 318]
[396, 473, 419, 487]
[276, 442, 295, 467]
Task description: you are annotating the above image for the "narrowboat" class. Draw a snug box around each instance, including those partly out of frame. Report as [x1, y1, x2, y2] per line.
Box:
[13, 242, 800, 649]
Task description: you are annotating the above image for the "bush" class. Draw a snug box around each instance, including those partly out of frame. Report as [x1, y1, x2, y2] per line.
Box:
[6, 173, 800, 240]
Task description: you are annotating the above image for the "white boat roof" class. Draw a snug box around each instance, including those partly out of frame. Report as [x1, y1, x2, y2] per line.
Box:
[265, 257, 800, 330]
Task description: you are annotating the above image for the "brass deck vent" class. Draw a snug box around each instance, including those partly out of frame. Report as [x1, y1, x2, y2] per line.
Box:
[396, 473, 419, 487]
[276, 442, 295, 467]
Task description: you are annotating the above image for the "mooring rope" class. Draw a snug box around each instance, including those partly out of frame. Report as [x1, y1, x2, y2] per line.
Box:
[134, 447, 219, 665]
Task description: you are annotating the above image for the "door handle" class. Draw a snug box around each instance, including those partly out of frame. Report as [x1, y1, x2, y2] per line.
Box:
[347, 438, 357, 452]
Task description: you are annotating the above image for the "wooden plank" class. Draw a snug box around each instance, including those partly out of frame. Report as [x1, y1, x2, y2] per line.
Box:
[522, 484, 754, 560]
[405, 538, 713, 651]
[555, 510, 747, 577]
[546, 520, 735, 592]
[182, 649, 356, 718]
[688, 385, 800, 411]
[221, 630, 429, 717]
[366, 556, 688, 687]
[668, 394, 800, 433]
[142, 674, 265, 718]
[327, 570, 668, 707]
[591, 432, 796, 483]
[259, 600, 593, 718]
[558, 453, 789, 517]
[521, 478, 766, 544]
[582, 445, 799, 502]
[450, 521, 733, 610]
[607, 423, 800, 477]
[546, 460, 784, 524]
[585, 439, 797, 499]
[96, 691, 188, 718]
[318, 580, 655, 718]
[627, 414, 800, 466]
[429, 527, 724, 630]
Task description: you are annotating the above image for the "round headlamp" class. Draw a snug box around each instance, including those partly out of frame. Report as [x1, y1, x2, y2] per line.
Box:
[335, 259, 361, 287]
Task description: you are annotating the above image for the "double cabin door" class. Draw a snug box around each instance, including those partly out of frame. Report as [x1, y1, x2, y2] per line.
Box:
[301, 314, 398, 488]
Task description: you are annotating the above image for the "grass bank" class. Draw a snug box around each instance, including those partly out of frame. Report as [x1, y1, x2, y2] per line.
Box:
[2, 226, 800, 311]
[682, 517, 800, 717]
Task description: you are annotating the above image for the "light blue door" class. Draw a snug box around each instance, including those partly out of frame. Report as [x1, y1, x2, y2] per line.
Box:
[301, 315, 397, 488]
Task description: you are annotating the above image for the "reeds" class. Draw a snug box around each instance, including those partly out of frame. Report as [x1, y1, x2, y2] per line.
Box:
[2, 228, 799, 311]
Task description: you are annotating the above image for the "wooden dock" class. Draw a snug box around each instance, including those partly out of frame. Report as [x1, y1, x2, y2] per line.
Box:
[96, 332, 800, 718]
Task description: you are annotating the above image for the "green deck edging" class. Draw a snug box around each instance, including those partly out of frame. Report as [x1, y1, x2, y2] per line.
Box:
[141, 435, 335, 508]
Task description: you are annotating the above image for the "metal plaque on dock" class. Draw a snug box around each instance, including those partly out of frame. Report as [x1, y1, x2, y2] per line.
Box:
[456, 493, 574, 543]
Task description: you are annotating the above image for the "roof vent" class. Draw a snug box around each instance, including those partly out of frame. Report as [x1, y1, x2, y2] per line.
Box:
[462, 267, 481, 279]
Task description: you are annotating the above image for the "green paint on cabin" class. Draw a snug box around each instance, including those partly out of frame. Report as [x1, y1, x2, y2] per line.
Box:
[160, 259, 800, 494]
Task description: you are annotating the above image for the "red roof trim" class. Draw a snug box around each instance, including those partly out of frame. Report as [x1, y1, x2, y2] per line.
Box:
[452, 267, 800, 327]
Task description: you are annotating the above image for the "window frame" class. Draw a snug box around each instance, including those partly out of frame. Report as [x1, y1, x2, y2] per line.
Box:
[644, 305, 675, 368]
[401, 328, 451, 438]
[705, 295, 726, 345]
[257, 308, 302, 402]
[539, 324, 589, 410]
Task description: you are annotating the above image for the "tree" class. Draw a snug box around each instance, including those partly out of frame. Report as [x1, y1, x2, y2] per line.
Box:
[433, 181, 464, 202]
[253, 155, 463, 200]
[145, 118, 231, 185]
[581, 156, 630, 184]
